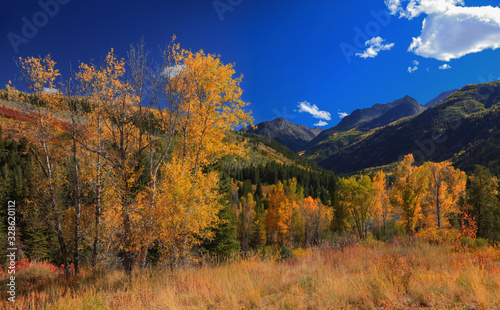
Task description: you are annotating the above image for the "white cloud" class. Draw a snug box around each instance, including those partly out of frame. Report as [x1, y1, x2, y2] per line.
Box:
[408, 66, 418, 73]
[386, 0, 500, 61]
[338, 111, 349, 118]
[43, 87, 58, 94]
[439, 63, 452, 70]
[297, 101, 331, 121]
[408, 60, 419, 73]
[314, 120, 328, 127]
[355, 36, 395, 59]
[162, 64, 184, 78]
[385, 0, 403, 16]
[385, 0, 464, 19]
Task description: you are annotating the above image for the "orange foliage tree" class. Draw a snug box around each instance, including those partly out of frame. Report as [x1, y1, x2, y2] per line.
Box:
[390, 154, 427, 234]
[301, 196, 332, 246]
[337, 175, 374, 239]
[265, 181, 291, 245]
[138, 42, 252, 268]
[373, 170, 391, 235]
[15, 40, 253, 273]
[421, 161, 466, 229]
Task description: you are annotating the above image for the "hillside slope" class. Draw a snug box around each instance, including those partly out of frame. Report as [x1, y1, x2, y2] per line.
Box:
[305, 95, 426, 161]
[240, 117, 322, 152]
[332, 95, 424, 132]
[225, 130, 319, 169]
[425, 89, 459, 108]
[315, 81, 500, 174]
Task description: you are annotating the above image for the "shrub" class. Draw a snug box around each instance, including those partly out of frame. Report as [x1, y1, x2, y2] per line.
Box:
[292, 247, 312, 259]
[382, 220, 406, 241]
[279, 245, 296, 260]
[330, 234, 359, 251]
[461, 237, 489, 249]
[461, 236, 475, 248]
[416, 228, 460, 245]
[361, 236, 383, 248]
[0, 260, 66, 295]
[476, 238, 488, 247]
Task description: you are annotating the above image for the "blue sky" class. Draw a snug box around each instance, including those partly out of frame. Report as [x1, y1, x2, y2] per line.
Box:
[2, 0, 500, 128]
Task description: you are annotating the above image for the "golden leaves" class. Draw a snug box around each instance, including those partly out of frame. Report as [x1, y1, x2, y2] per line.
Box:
[13, 40, 253, 270]
[18, 54, 60, 95]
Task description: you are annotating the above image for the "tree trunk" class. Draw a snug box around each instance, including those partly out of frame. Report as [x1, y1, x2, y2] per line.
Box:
[122, 209, 134, 276]
[43, 141, 71, 276]
[92, 116, 103, 270]
[72, 135, 81, 274]
[50, 177, 70, 275]
[437, 198, 442, 229]
[92, 161, 101, 269]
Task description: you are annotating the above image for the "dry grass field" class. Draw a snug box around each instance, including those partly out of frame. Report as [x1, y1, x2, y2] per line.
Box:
[2, 239, 499, 310]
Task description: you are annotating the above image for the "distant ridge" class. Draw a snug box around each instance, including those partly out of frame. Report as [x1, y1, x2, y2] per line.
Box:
[425, 89, 459, 108]
[333, 95, 425, 132]
[314, 81, 500, 174]
[305, 95, 426, 153]
[240, 117, 322, 152]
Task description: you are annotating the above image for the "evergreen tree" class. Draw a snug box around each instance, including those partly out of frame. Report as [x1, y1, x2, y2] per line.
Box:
[331, 186, 349, 234]
[255, 181, 263, 200]
[0, 213, 6, 267]
[201, 171, 240, 257]
[24, 208, 50, 260]
[467, 165, 500, 241]
[249, 207, 266, 249]
[238, 179, 253, 198]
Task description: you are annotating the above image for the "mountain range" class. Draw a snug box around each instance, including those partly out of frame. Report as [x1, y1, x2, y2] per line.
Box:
[316, 82, 500, 174]
[424, 89, 458, 108]
[243, 83, 500, 175]
[304, 95, 427, 157]
[240, 117, 322, 152]
[333, 95, 426, 132]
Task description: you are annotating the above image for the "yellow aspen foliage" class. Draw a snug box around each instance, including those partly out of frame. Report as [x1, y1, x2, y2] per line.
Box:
[290, 201, 306, 244]
[75, 51, 130, 269]
[285, 178, 303, 203]
[137, 42, 252, 266]
[420, 161, 466, 229]
[301, 196, 332, 246]
[136, 159, 221, 269]
[373, 170, 391, 234]
[166, 43, 252, 168]
[265, 181, 292, 245]
[338, 175, 374, 239]
[77, 50, 142, 273]
[11, 41, 252, 273]
[391, 154, 428, 234]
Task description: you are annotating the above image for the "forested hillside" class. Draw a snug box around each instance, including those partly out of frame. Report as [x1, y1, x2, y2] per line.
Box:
[310, 82, 500, 174]
[240, 117, 322, 152]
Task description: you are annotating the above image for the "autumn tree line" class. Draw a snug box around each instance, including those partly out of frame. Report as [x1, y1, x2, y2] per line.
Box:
[0, 38, 252, 275]
[1, 40, 500, 276]
[216, 155, 500, 256]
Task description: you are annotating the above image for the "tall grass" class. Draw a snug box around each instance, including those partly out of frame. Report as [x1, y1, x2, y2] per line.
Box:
[2, 241, 499, 309]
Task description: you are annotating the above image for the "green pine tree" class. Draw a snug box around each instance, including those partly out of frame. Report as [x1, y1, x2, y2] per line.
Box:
[467, 165, 500, 242]
[201, 171, 240, 258]
[24, 208, 50, 260]
[0, 213, 7, 267]
[250, 209, 266, 249]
